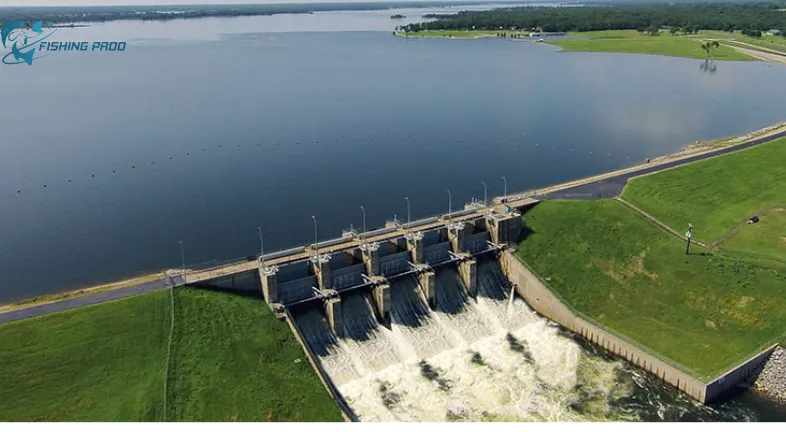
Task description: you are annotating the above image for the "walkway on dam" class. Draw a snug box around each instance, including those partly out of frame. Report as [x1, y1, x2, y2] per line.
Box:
[0, 276, 184, 325]
[537, 129, 786, 200]
[1, 129, 784, 325]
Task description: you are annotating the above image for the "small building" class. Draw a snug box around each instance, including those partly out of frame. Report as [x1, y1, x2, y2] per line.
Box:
[765, 29, 782, 36]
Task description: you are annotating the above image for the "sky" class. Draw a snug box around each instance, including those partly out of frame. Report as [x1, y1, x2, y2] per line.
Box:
[0, 0, 491, 6]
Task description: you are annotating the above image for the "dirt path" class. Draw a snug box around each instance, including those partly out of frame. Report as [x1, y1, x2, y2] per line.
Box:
[615, 198, 709, 248]
[722, 43, 786, 66]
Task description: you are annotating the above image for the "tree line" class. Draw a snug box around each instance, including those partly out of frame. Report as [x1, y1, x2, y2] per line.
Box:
[403, 3, 786, 35]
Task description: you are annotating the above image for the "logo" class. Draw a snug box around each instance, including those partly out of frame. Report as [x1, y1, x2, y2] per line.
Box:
[1, 21, 56, 65]
[1, 20, 127, 66]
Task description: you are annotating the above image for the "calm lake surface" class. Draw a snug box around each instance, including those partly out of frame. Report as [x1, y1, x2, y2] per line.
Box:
[3, 7, 786, 303]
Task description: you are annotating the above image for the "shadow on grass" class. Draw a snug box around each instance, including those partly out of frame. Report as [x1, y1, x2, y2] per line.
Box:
[188, 283, 264, 300]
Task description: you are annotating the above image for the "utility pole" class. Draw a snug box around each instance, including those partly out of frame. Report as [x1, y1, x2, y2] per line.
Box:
[502, 176, 507, 198]
[685, 223, 693, 255]
[481, 181, 488, 206]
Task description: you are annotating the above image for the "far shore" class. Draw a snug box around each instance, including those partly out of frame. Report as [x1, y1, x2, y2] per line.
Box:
[2, 121, 784, 317]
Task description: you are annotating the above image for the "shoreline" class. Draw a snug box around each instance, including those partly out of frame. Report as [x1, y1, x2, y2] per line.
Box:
[1, 120, 785, 320]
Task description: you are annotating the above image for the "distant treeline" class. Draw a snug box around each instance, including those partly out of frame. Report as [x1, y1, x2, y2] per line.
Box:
[404, 3, 786, 33]
[0, 1, 492, 24]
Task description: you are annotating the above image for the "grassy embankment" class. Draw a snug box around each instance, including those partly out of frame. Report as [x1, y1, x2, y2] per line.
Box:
[399, 28, 756, 60]
[701, 30, 786, 56]
[396, 29, 527, 39]
[546, 30, 754, 60]
[515, 137, 786, 380]
[0, 288, 342, 421]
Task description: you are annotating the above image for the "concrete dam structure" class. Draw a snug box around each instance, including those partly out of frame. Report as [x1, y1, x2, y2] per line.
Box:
[184, 199, 775, 421]
[180, 170, 779, 420]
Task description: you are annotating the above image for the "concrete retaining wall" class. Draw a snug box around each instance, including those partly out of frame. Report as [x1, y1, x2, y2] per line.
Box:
[704, 344, 779, 403]
[501, 249, 776, 404]
[283, 308, 357, 422]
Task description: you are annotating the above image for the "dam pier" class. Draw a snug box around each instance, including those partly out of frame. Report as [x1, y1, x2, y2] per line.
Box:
[186, 201, 525, 332]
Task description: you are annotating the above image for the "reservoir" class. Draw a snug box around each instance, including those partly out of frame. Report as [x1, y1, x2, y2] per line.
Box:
[3, 4, 786, 422]
[2, 11, 786, 301]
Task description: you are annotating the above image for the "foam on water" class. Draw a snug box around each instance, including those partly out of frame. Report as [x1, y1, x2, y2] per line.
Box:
[293, 257, 766, 421]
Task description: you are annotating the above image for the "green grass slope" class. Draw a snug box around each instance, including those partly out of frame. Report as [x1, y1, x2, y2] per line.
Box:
[0, 292, 170, 421]
[622, 137, 786, 244]
[548, 31, 753, 60]
[166, 288, 342, 422]
[515, 200, 786, 379]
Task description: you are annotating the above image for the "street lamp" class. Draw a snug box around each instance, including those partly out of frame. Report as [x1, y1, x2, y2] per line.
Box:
[360, 206, 367, 243]
[685, 223, 693, 255]
[481, 181, 488, 206]
[178, 240, 185, 278]
[405, 197, 411, 225]
[312, 215, 318, 255]
[502, 176, 507, 198]
[446, 188, 452, 220]
[257, 225, 264, 258]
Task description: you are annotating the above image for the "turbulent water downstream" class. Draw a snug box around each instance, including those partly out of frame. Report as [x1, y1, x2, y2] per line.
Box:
[292, 258, 780, 421]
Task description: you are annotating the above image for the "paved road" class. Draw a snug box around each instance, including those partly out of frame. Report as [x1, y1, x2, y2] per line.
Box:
[2, 129, 784, 326]
[0, 277, 183, 326]
[539, 129, 786, 201]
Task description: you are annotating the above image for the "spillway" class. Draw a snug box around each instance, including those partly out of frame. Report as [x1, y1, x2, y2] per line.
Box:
[292, 257, 764, 421]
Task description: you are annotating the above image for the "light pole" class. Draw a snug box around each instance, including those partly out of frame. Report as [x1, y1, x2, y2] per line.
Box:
[360, 206, 366, 243]
[178, 240, 185, 277]
[257, 225, 264, 258]
[312, 215, 318, 255]
[502, 176, 507, 198]
[446, 188, 452, 219]
[481, 181, 488, 206]
[404, 197, 411, 225]
[685, 223, 693, 255]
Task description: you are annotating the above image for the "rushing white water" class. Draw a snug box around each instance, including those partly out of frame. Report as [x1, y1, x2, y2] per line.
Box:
[293, 258, 765, 422]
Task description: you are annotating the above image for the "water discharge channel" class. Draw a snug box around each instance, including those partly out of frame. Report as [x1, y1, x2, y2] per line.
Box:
[292, 257, 783, 421]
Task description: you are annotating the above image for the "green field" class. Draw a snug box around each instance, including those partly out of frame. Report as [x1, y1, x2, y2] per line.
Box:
[167, 288, 342, 422]
[701, 30, 786, 55]
[0, 292, 170, 421]
[0, 288, 342, 421]
[515, 135, 786, 379]
[515, 200, 786, 379]
[720, 209, 786, 263]
[548, 31, 754, 60]
[397, 30, 525, 39]
[622, 137, 786, 244]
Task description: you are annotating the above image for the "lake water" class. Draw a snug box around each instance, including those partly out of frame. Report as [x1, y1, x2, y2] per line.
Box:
[3, 7, 786, 305]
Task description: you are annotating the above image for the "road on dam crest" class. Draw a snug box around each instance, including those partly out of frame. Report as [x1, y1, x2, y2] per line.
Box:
[1, 129, 785, 326]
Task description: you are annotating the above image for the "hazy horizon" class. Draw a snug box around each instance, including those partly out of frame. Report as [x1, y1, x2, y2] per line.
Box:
[0, 0, 528, 7]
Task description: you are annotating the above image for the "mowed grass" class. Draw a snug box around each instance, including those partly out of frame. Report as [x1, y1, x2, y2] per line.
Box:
[0, 288, 342, 421]
[399, 30, 525, 39]
[0, 292, 170, 421]
[702, 30, 786, 55]
[167, 288, 342, 422]
[722, 209, 786, 263]
[515, 200, 786, 379]
[622, 137, 786, 244]
[548, 31, 753, 60]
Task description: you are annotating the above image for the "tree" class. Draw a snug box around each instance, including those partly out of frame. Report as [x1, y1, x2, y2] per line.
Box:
[700, 40, 720, 58]
[670, 27, 679, 36]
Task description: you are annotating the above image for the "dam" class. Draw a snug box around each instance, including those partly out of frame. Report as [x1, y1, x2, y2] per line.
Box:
[175, 137, 786, 421]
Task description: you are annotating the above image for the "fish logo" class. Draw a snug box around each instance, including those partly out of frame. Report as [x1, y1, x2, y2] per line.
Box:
[1, 20, 56, 66]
